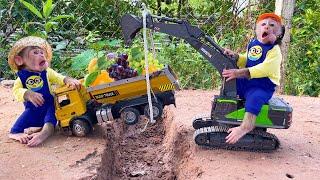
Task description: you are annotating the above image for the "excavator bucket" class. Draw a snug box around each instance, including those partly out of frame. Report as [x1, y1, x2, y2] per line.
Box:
[120, 14, 143, 46]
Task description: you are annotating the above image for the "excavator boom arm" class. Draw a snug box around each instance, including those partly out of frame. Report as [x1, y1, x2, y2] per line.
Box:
[121, 14, 237, 98]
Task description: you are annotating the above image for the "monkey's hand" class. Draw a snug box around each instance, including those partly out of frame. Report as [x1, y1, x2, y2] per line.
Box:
[223, 48, 239, 60]
[64, 77, 81, 90]
[222, 68, 250, 81]
[24, 90, 44, 107]
[225, 126, 249, 144]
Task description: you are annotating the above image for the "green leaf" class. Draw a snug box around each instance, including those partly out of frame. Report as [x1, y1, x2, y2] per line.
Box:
[44, 21, 58, 32]
[19, 0, 43, 19]
[23, 21, 44, 31]
[50, 15, 74, 21]
[0, 9, 5, 21]
[106, 39, 121, 47]
[43, 0, 54, 19]
[131, 47, 143, 61]
[53, 40, 68, 51]
[71, 50, 96, 70]
[28, 30, 47, 39]
[90, 40, 108, 51]
[84, 71, 99, 87]
[71, 50, 106, 70]
[97, 55, 113, 70]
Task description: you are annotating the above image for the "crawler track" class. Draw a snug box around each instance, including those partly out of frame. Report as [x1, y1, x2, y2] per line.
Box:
[192, 115, 280, 152]
[194, 125, 280, 152]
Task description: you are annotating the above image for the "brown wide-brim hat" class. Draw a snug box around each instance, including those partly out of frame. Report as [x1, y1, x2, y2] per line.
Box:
[8, 36, 52, 71]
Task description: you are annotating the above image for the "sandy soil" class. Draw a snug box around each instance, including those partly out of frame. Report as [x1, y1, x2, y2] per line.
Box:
[0, 85, 319, 180]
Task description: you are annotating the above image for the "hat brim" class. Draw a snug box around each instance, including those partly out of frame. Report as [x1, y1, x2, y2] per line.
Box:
[8, 36, 52, 71]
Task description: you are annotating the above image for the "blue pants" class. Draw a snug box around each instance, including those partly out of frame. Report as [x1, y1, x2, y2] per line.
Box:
[237, 78, 275, 116]
[10, 103, 57, 133]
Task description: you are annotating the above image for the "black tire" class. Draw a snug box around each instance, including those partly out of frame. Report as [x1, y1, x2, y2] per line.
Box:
[144, 102, 163, 120]
[71, 119, 91, 137]
[121, 107, 140, 125]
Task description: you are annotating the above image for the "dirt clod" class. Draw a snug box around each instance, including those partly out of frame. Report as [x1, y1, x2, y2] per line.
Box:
[286, 173, 294, 178]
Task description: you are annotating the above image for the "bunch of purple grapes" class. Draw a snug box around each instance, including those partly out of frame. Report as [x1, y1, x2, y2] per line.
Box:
[108, 53, 138, 80]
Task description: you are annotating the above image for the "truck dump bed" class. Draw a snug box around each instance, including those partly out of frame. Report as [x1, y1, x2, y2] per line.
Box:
[86, 65, 180, 104]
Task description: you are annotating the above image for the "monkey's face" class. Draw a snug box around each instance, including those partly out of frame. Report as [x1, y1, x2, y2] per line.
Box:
[255, 18, 282, 44]
[22, 47, 48, 72]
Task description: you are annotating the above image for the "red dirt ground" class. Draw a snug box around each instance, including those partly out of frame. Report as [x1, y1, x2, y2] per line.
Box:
[0, 85, 319, 179]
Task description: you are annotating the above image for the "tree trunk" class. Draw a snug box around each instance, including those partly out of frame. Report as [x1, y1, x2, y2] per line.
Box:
[275, 0, 296, 94]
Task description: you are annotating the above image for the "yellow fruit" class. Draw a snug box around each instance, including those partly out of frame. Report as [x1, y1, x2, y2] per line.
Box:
[142, 65, 158, 75]
[87, 58, 98, 73]
[90, 70, 113, 86]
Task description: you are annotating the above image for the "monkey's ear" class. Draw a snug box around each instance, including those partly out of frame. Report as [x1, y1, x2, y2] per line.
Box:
[14, 56, 24, 66]
[275, 25, 286, 44]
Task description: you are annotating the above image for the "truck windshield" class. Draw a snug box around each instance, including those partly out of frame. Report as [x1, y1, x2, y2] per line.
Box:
[57, 94, 71, 107]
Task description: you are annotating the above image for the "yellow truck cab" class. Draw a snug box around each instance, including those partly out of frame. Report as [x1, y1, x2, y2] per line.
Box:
[54, 84, 95, 136]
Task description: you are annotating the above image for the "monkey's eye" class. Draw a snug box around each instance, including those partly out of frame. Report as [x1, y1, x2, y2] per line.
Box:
[269, 23, 275, 27]
[261, 22, 267, 26]
[34, 49, 44, 55]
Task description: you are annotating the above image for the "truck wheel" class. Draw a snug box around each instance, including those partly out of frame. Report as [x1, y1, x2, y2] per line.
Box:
[71, 119, 91, 137]
[121, 107, 140, 125]
[144, 102, 163, 120]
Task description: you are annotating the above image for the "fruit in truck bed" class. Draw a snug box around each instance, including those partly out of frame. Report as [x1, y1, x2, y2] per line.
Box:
[142, 64, 159, 75]
[108, 53, 138, 80]
[87, 58, 98, 73]
[85, 52, 163, 84]
[106, 52, 117, 60]
[129, 53, 164, 75]
[90, 70, 113, 86]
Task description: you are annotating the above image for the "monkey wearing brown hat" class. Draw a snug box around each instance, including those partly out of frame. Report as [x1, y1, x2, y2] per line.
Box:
[8, 36, 81, 147]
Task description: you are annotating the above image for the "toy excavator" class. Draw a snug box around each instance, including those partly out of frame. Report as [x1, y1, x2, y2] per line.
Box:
[120, 13, 293, 152]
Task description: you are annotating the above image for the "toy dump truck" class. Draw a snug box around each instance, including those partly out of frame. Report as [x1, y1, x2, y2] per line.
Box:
[54, 65, 179, 137]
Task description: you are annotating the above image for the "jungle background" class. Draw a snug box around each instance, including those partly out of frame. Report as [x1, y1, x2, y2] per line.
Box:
[0, 0, 319, 96]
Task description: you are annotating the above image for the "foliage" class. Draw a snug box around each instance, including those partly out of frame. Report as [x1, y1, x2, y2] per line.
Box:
[56, 0, 138, 38]
[18, 0, 74, 37]
[68, 39, 121, 78]
[285, 0, 320, 96]
[156, 40, 220, 89]
[0, 0, 319, 96]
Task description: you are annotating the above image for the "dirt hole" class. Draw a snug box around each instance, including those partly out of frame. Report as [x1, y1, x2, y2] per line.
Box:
[96, 108, 192, 180]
